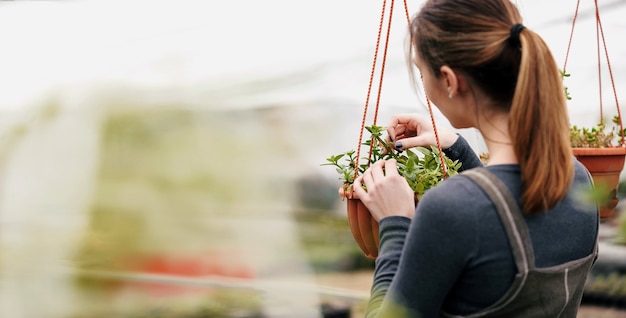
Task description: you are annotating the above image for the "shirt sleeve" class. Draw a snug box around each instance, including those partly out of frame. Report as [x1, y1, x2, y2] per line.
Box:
[366, 216, 411, 318]
[366, 181, 480, 318]
[443, 134, 483, 172]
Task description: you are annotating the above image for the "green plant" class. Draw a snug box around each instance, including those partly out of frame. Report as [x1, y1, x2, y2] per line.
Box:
[560, 69, 573, 101]
[570, 115, 626, 148]
[322, 125, 461, 200]
[561, 70, 626, 148]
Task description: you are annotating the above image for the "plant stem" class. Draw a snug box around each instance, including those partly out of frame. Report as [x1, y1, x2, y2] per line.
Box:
[372, 134, 399, 160]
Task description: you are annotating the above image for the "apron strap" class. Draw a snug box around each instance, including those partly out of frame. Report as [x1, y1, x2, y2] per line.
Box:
[462, 168, 536, 272]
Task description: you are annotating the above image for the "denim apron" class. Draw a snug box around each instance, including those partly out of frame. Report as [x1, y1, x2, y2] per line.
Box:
[443, 168, 598, 318]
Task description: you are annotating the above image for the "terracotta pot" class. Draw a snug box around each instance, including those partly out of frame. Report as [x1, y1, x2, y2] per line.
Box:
[341, 188, 418, 259]
[343, 190, 380, 259]
[572, 147, 626, 218]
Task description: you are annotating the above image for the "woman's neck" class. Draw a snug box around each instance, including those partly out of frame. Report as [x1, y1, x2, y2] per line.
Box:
[477, 112, 518, 166]
[484, 143, 518, 165]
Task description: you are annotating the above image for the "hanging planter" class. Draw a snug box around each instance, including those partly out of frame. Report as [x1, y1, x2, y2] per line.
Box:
[563, 0, 626, 219]
[324, 126, 461, 258]
[569, 116, 626, 218]
[321, 0, 460, 259]
[571, 147, 626, 218]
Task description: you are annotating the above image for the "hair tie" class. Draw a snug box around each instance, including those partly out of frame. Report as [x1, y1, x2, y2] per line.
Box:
[508, 23, 525, 48]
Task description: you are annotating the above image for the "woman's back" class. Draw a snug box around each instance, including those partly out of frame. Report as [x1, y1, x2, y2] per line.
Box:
[414, 162, 598, 315]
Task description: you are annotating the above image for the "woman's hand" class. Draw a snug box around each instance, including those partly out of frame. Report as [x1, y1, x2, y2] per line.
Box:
[353, 159, 416, 221]
[387, 113, 458, 151]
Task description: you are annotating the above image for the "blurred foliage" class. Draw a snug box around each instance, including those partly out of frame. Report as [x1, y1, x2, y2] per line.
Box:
[586, 273, 626, 297]
[293, 174, 375, 272]
[68, 104, 366, 316]
[74, 108, 232, 271]
[613, 181, 626, 245]
[584, 272, 626, 309]
[293, 212, 375, 272]
[71, 106, 301, 316]
[615, 211, 626, 245]
[69, 289, 264, 318]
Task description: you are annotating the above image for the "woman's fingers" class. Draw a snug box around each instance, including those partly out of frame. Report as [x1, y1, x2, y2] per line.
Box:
[353, 175, 367, 199]
[370, 160, 386, 181]
[388, 124, 416, 142]
[383, 159, 399, 177]
[387, 114, 427, 142]
[359, 160, 396, 189]
[355, 160, 389, 196]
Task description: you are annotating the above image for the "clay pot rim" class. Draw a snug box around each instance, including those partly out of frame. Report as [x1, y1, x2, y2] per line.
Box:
[339, 184, 419, 202]
[572, 147, 626, 156]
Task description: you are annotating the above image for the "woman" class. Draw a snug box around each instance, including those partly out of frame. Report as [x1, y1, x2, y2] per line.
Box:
[353, 0, 599, 317]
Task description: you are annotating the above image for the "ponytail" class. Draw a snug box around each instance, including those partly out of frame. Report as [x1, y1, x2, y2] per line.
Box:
[510, 30, 573, 213]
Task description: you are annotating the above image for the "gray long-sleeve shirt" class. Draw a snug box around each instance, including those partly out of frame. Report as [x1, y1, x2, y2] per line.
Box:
[366, 136, 598, 317]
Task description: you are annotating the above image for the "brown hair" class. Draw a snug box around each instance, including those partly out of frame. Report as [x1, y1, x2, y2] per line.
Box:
[409, 0, 573, 213]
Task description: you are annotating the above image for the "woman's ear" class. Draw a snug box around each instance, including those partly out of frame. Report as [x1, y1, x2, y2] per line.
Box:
[440, 65, 460, 99]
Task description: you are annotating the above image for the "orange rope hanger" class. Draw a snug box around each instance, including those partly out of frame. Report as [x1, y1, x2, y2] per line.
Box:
[563, 0, 624, 145]
[353, 0, 447, 184]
